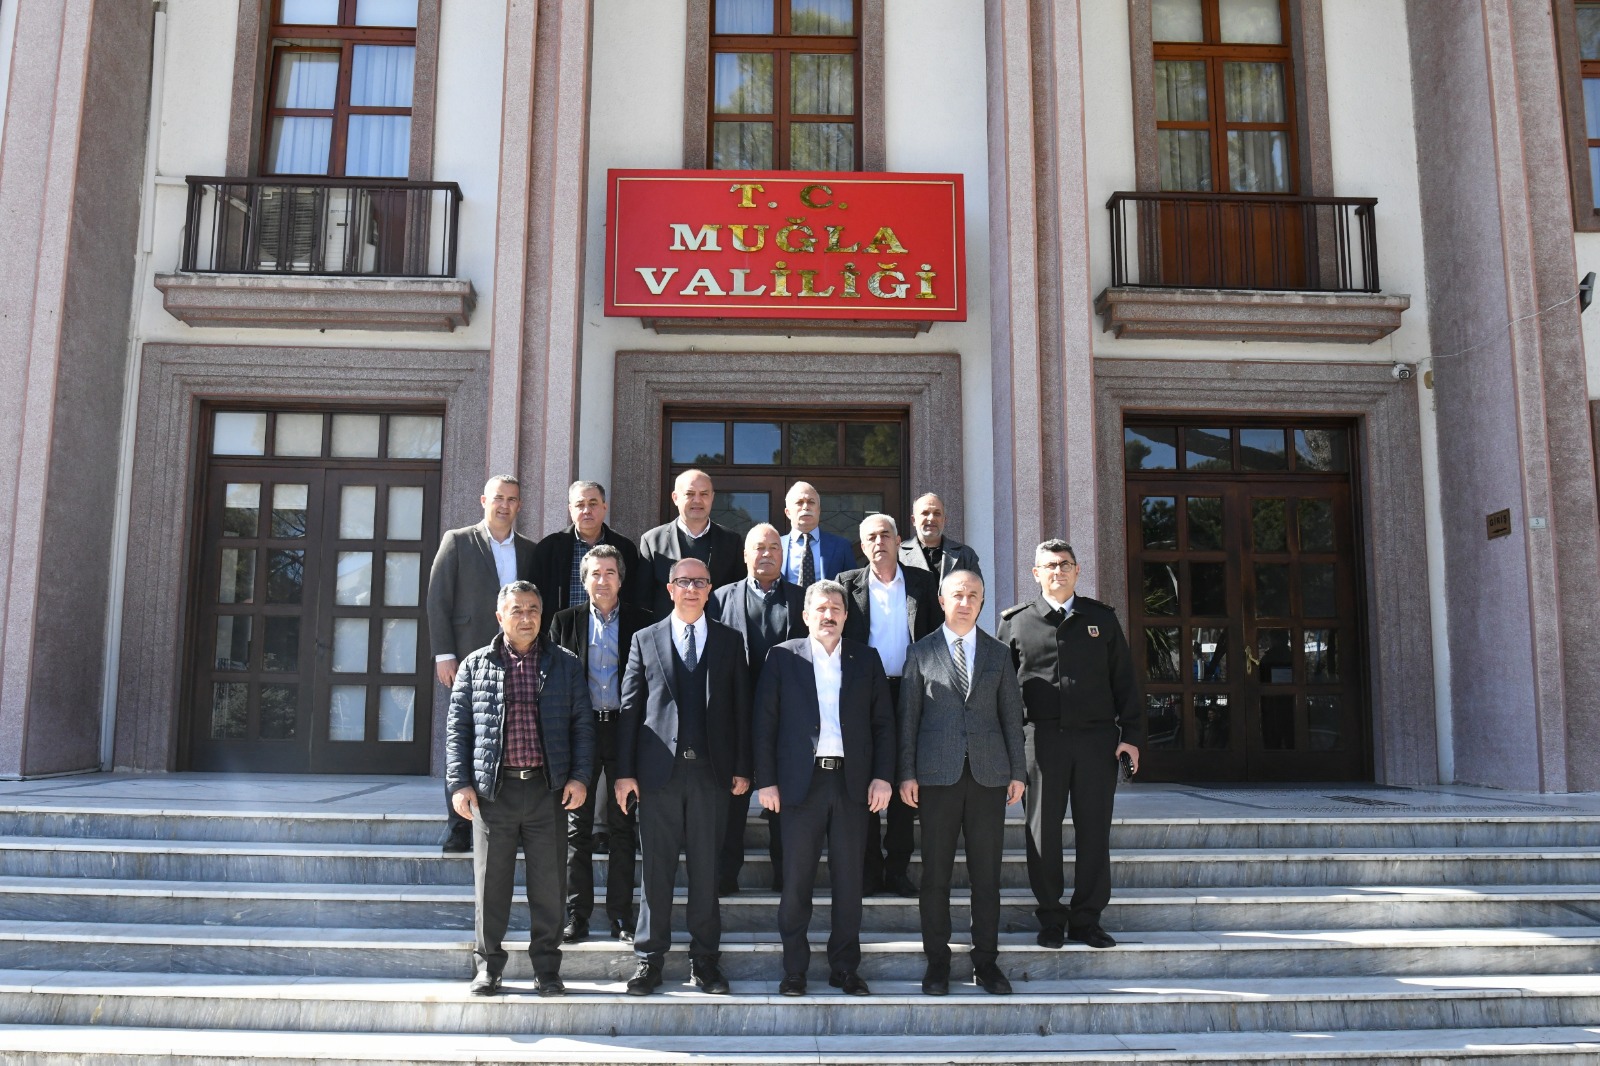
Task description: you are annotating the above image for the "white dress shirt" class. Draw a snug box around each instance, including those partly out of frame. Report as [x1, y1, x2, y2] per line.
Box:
[672, 613, 709, 665]
[1044, 592, 1075, 616]
[810, 638, 845, 758]
[784, 530, 824, 585]
[941, 624, 978, 688]
[867, 566, 911, 676]
[485, 523, 519, 588]
[677, 518, 711, 541]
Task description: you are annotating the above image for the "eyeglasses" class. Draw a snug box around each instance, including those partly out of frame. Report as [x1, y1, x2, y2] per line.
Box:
[1036, 560, 1077, 572]
[670, 577, 712, 590]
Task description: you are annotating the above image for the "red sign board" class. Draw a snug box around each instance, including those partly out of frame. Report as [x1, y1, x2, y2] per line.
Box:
[604, 169, 966, 322]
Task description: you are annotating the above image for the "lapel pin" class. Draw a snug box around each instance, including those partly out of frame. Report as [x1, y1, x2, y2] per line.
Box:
[1087, 625, 1100, 638]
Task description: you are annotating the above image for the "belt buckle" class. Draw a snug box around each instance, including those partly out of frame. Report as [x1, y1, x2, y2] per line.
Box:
[817, 756, 842, 770]
[681, 748, 698, 760]
[595, 708, 617, 723]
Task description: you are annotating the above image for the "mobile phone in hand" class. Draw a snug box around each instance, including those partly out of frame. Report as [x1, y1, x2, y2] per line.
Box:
[1117, 752, 1135, 784]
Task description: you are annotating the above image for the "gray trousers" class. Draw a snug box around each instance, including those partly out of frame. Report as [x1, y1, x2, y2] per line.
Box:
[472, 776, 566, 977]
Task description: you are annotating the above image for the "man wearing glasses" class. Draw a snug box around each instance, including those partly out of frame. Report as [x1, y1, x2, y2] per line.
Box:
[615, 558, 752, 995]
[998, 540, 1141, 952]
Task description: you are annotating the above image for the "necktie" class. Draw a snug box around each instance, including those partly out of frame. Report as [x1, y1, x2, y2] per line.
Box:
[683, 623, 698, 671]
[952, 637, 969, 699]
[799, 532, 816, 588]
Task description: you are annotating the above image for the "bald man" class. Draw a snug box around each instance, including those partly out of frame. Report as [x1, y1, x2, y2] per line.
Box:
[636, 469, 745, 616]
[778, 481, 857, 588]
[898, 493, 983, 583]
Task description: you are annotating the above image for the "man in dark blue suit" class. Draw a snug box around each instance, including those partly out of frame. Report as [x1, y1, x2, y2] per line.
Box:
[779, 481, 857, 588]
[754, 579, 894, 997]
[615, 558, 752, 996]
[707, 523, 806, 894]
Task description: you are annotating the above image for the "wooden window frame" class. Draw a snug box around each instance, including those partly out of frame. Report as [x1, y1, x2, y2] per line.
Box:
[1555, 1, 1600, 230]
[706, 0, 863, 171]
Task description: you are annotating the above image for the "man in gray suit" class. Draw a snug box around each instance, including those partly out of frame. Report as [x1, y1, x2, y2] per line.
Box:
[898, 569, 1026, 997]
[427, 475, 537, 852]
[898, 493, 983, 583]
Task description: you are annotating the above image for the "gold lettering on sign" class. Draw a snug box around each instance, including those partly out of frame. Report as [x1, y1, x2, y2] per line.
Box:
[797, 269, 835, 298]
[799, 184, 834, 209]
[863, 226, 908, 254]
[914, 263, 938, 300]
[729, 183, 765, 208]
[729, 224, 768, 252]
[867, 262, 908, 299]
[777, 218, 817, 254]
[669, 224, 722, 251]
[840, 262, 861, 298]
[770, 260, 792, 297]
[825, 226, 859, 253]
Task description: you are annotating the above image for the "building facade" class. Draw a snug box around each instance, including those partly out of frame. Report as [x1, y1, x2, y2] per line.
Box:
[1, 0, 1597, 792]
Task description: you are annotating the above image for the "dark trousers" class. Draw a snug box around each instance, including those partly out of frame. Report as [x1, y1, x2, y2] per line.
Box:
[777, 764, 868, 976]
[864, 677, 915, 886]
[721, 794, 783, 888]
[472, 775, 566, 977]
[634, 756, 726, 961]
[917, 764, 1006, 967]
[566, 720, 637, 925]
[1025, 723, 1120, 930]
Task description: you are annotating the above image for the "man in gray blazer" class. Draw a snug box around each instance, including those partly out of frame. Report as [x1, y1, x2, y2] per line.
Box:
[898, 569, 1026, 997]
[427, 474, 537, 852]
[898, 493, 983, 583]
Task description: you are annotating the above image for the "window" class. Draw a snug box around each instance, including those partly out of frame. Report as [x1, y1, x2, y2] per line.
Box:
[709, 0, 860, 170]
[263, 0, 419, 177]
[1560, 2, 1600, 222]
[1151, 0, 1296, 193]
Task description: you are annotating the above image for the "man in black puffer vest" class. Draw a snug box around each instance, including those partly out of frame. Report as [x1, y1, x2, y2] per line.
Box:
[446, 580, 595, 998]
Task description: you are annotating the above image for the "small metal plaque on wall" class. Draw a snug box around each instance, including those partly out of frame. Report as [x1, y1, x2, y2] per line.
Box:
[1487, 509, 1512, 539]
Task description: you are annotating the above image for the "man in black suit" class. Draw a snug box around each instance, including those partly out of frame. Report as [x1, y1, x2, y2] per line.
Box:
[615, 557, 752, 996]
[531, 480, 644, 615]
[838, 513, 940, 896]
[754, 579, 894, 997]
[707, 522, 806, 894]
[899, 569, 1027, 996]
[998, 539, 1141, 951]
[427, 474, 537, 853]
[635, 469, 744, 616]
[546, 543, 653, 944]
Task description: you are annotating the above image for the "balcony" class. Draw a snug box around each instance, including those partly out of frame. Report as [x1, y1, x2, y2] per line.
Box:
[155, 177, 475, 333]
[1095, 192, 1408, 344]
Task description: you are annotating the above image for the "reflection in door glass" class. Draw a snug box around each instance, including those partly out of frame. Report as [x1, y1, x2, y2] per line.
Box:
[1299, 498, 1335, 551]
[844, 423, 900, 467]
[1307, 694, 1341, 751]
[259, 684, 298, 740]
[384, 552, 421, 606]
[1184, 427, 1232, 471]
[329, 686, 367, 741]
[381, 618, 418, 673]
[263, 617, 300, 672]
[1189, 561, 1227, 616]
[332, 618, 369, 673]
[266, 550, 305, 604]
[789, 423, 839, 465]
[223, 484, 261, 537]
[1254, 563, 1288, 616]
[211, 683, 248, 739]
[379, 686, 415, 741]
[214, 616, 252, 671]
[1255, 628, 1293, 683]
[1143, 563, 1178, 615]
[1195, 694, 1230, 749]
[822, 493, 882, 541]
[271, 484, 309, 538]
[1305, 628, 1339, 683]
[1145, 693, 1183, 749]
[336, 552, 373, 605]
[1294, 428, 1348, 471]
[1239, 428, 1287, 470]
[1186, 496, 1223, 550]
[1251, 498, 1286, 552]
[1191, 626, 1227, 682]
[219, 549, 256, 604]
[732, 423, 781, 464]
[1145, 627, 1180, 682]
[713, 492, 767, 535]
[1260, 693, 1295, 749]
[340, 486, 378, 540]
[1124, 426, 1178, 470]
[1141, 496, 1177, 549]
[1302, 563, 1336, 616]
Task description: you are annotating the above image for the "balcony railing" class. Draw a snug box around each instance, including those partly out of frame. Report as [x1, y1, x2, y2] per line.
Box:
[1107, 192, 1380, 294]
[180, 176, 463, 279]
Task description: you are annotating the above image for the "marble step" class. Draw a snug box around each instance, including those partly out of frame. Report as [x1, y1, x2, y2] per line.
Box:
[2, 921, 1596, 982]
[3, 805, 1599, 851]
[4, 876, 1597, 934]
[7, 836, 1600, 888]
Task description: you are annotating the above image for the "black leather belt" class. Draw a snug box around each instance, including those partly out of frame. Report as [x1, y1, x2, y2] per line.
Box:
[501, 766, 541, 780]
[679, 747, 699, 760]
[594, 708, 619, 722]
[816, 756, 844, 770]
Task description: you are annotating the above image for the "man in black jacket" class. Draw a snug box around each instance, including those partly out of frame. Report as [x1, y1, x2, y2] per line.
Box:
[530, 480, 645, 615]
[635, 469, 744, 616]
[446, 581, 594, 997]
[546, 544, 654, 944]
[998, 539, 1141, 951]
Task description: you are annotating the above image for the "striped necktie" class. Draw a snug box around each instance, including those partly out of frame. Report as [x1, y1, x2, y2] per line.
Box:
[951, 636, 969, 699]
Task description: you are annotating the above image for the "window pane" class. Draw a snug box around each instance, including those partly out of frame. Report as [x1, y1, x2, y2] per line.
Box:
[1158, 129, 1212, 191]
[332, 414, 381, 457]
[1307, 694, 1341, 751]
[1294, 428, 1349, 472]
[337, 551, 373, 605]
[792, 54, 853, 114]
[671, 422, 726, 465]
[1590, 146, 1600, 210]
[1193, 626, 1228, 682]
[1228, 130, 1290, 193]
[346, 115, 411, 178]
[1196, 694, 1230, 748]
[791, 122, 854, 170]
[821, 493, 881, 539]
[263, 616, 300, 672]
[329, 686, 367, 741]
[280, 0, 339, 23]
[387, 486, 424, 540]
[274, 51, 339, 109]
[1305, 628, 1340, 683]
[268, 117, 332, 175]
[271, 484, 308, 538]
[1254, 563, 1289, 617]
[223, 483, 262, 538]
[1155, 61, 1208, 122]
[381, 618, 418, 673]
[219, 549, 256, 605]
[350, 45, 415, 106]
[1146, 694, 1183, 749]
[1141, 496, 1177, 550]
[384, 552, 421, 606]
[333, 617, 369, 672]
[1145, 627, 1181, 682]
[266, 550, 305, 604]
[211, 683, 249, 739]
[1190, 561, 1227, 616]
[1256, 628, 1294, 683]
[214, 413, 267, 456]
[1239, 429, 1287, 471]
[714, 53, 774, 114]
[1224, 62, 1286, 123]
[1184, 428, 1231, 470]
[1260, 693, 1295, 749]
[1125, 426, 1177, 470]
[789, 423, 838, 465]
[1302, 563, 1336, 617]
[274, 413, 323, 457]
[259, 684, 298, 740]
[1143, 563, 1178, 615]
[732, 422, 781, 465]
[1584, 78, 1600, 139]
[215, 616, 252, 671]
[1187, 496, 1224, 550]
[844, 423, 899, 467]
[712, 121, 774, 169]
[355, 0, 419, 27]
[712, 491, 768, 535]
[379, 686, 416, 741]
[340, 486, 378, 540]
[1298, 498, 1335, 552]
[715, 0, 774, 34]
[387, 415, 442, 459]
[1581, 5, 1600, 60]
[1152, 0, 1203, 41]
[791, 0, 853, 34]
[1219, 0, 1282, 43]
[1252, 498, 1287, 552]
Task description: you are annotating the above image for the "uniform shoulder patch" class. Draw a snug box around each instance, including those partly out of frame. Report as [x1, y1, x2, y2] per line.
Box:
[1000, 603, 1031, 620]
[1077, 595, 1117, 615]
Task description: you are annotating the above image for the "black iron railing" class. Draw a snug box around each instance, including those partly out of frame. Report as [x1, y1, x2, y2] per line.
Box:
[181, 176, 463, 278]
[1107, 192, 1380, 294]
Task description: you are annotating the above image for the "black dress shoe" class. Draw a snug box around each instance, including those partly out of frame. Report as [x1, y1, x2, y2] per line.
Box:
[468, 969, 501, 996]
[1036, 924, 1066, 949]
[778, 972, 807, 996]
[609, 918, 635, 943]
[690, 956, 730, 995]
[442, 824, 472, 853]
[533, 972, 566, 997]
[1068, 923, 1117, 949]
[829, 970, 870, 996]
[973, 961, 1012, 995]
[561, 918, 589, 943]
[920, 959, 949, 996]
[885, 871, 919, 898]
[626, 959, 662, 996]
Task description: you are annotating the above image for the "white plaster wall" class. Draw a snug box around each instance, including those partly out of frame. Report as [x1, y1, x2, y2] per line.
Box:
[132, 0, 505, 351]
[579, 0, 996, 573]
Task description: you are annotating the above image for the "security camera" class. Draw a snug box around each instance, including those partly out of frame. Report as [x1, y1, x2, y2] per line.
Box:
[1391, 363, 1414, 381]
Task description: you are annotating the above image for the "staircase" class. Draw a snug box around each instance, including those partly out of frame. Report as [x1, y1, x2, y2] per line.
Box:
[0, 778, 1598, 1063]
